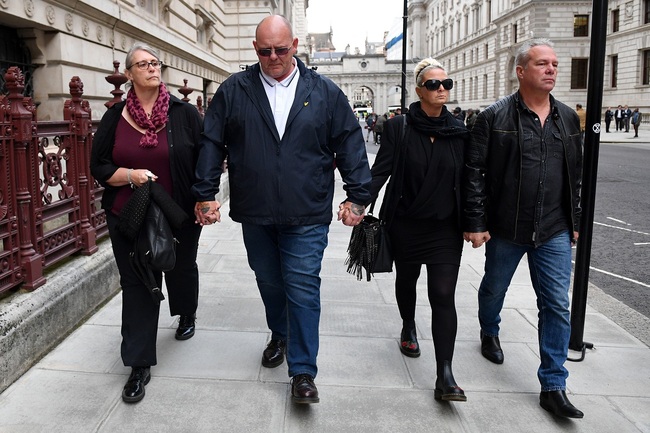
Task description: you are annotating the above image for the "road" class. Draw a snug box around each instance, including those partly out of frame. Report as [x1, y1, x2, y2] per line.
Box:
[361, 121, 650, 319]
[585, 141, 650, 318]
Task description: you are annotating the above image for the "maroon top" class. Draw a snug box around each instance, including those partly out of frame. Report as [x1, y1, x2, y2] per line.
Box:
[111, 116, 172, 215]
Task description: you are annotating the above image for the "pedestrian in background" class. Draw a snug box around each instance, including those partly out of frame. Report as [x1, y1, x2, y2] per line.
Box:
[369, 57, 469, 402]
[604, 107, 613, 133]
[191, 15, 371, 404]
[631, 108, 641, 138]
[615, 105, 623, 131]
[576, 103, 586, 141]
[624, 105, 632, 132]
[374, 113, 387, 144]
[463, 38, 584, 419]
[90, 42, 203, 403]
[465, 108, 477, 130]
[366, 112, 376, 143]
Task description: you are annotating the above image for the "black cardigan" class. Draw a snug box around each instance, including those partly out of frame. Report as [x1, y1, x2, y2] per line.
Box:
[369, 114, 466, 230]
[90, 95, 203, 217]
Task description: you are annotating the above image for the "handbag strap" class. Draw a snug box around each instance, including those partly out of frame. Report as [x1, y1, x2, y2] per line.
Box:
[371, 115, 408, 218]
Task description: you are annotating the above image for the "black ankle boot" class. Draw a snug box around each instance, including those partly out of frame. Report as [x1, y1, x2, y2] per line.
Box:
[434, 360, 467, 402]
[400, 321, 421, 358]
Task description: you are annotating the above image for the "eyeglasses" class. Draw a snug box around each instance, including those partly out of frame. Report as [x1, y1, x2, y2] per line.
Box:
[256, 47, 291, 57]
[421, 78, 454, 91]
[128, 60, 163, 70]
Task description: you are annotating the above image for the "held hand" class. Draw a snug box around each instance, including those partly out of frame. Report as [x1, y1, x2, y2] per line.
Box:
[337, 201, 365, 226]
[463, 231, 491, 248]
[194, 200, 221, 226]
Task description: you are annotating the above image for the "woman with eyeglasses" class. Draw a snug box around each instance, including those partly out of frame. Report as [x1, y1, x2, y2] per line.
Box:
[90, 42, 203, 403]
[368, 57, 469, 402]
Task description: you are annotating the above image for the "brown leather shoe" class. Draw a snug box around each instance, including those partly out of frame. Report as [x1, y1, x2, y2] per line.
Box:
[291, 374, 319, 404]
[262, 339, 286, 368]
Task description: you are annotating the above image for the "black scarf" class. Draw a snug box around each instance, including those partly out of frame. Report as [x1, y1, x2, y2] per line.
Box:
[406, 102, 469, 139]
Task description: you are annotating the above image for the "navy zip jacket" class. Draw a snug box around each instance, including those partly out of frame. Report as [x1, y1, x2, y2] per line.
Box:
[192, 57, 371, 225]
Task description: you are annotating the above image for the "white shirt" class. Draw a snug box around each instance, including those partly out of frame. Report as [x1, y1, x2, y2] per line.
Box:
[259, 62, 300, 140]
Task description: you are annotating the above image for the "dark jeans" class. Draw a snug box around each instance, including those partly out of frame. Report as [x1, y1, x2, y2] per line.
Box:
[107, 211, 201, 367]
[242, 223, 329, 378]
[478, 232, 572, 391]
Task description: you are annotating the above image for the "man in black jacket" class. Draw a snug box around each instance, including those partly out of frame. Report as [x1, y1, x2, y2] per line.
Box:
[463, 39, 584, 419]
[192, 15, 371, 404]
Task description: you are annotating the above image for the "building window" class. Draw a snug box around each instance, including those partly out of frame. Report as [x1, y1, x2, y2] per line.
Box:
[611, 9, 620, 32]
[643, 50, 650, 85]
[571, 58, 589, 89]
[611, 55, 618, 88]
[485, 43, 489, 59]
[513, 23, 518, 43]
[483, 74, 488, 99]
[574, 15, 589, 37]
[645, 0, 650, 24]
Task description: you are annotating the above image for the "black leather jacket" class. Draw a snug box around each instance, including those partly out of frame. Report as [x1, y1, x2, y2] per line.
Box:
[462, 92, 583, 245]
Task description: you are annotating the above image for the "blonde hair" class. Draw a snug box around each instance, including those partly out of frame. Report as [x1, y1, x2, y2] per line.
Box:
[413, 58, 445, 87]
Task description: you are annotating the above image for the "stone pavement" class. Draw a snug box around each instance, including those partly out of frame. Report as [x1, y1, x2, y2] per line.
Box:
[1, 151, 649, 433]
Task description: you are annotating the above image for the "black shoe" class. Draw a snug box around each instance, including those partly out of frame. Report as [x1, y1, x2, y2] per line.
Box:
[262, 339, 286, 368]
[122, 367, 151, 403]
[540, 390, 584, 418]
[480, 330, 504, 364]
[291, 374, 319, 404]
[434, 360, 467, 402]
[400, 322, 421, 358]
[175, 315, 196, 340]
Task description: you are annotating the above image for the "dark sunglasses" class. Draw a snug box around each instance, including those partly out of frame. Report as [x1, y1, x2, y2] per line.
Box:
[422, 78, 454, 91]
[257, 47, 291, 57]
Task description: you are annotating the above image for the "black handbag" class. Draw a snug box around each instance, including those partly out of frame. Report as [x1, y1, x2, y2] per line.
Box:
[123, 179, 179, 303]
[345, 212, 393, 282]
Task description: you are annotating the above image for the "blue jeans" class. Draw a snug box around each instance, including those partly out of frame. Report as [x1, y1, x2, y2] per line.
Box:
[242, 223, 329, 379]
[478, 231, 572, 391]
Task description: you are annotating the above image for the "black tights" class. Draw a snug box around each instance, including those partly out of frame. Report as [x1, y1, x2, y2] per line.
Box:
[395, 261, 460, 376]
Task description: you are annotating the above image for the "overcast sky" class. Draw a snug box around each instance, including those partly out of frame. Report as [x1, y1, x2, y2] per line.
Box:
[306, 0, 403, 51]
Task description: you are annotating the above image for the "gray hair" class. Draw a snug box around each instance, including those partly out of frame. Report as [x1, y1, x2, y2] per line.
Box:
[413, 57, 445, 87]
[125, 42, 160, 69]
[515, 38, 554, 69]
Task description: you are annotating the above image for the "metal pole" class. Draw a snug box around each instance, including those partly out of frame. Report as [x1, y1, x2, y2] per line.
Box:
[400, 0, 408, 111]
[569, 0, 608, 358]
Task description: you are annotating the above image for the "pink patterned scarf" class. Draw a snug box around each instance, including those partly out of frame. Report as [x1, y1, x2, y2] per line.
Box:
[126, 82, 170, 148]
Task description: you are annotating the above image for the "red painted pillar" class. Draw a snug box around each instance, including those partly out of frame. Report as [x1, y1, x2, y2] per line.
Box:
[64, 76, 97, 255]
[5, 66, 45, 290]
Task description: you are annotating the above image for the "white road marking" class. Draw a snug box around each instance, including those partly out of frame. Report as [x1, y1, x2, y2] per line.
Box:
[606, 217, 631, 225]
[573, 261, 650, 288]
[594, 221, 650, 236]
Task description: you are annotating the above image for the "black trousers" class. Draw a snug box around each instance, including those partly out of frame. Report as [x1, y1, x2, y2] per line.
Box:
[107, 211, 202, 367]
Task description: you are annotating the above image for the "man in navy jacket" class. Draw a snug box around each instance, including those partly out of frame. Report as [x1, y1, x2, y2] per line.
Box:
[192, 15, 371, 404]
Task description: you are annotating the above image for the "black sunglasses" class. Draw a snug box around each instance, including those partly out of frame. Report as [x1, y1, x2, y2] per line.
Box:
[257, 47, 291, 57]
[422, 78, 454, 91]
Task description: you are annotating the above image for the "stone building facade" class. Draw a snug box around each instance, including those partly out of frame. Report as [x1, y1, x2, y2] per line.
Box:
[305, 0, 650, 117]
[0, 0, 306, 120]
